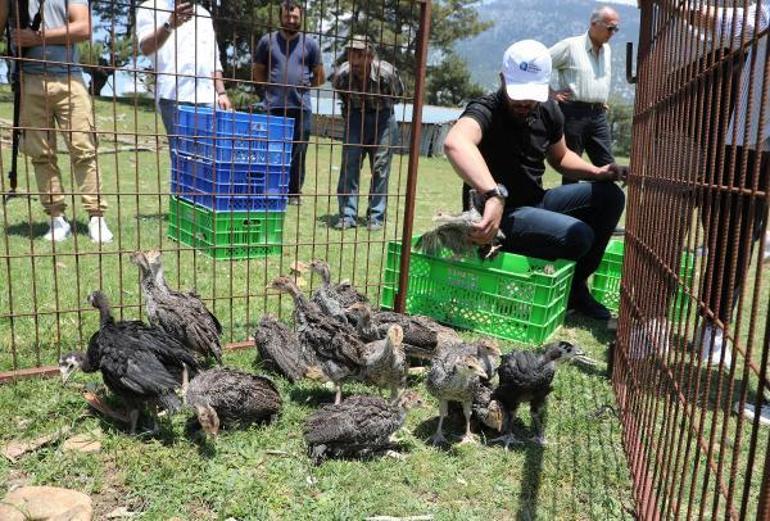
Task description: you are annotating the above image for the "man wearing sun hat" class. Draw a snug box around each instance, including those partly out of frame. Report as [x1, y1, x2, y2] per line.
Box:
[445, 39, 627, 321]
[332, 34, 404, 231]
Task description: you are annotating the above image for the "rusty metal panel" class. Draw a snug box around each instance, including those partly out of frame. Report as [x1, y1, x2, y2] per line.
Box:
[617, 0, 770, 518]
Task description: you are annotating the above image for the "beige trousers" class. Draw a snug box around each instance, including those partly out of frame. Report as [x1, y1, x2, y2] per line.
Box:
[20, 74, 106, 217]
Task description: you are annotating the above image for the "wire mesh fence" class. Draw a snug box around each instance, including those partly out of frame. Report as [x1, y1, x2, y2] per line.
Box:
[617, 0, 770, 518]
[0, 0, 430, 374]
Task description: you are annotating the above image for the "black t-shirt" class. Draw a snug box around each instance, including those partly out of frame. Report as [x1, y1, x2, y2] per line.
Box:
[460, 91, 564, 208]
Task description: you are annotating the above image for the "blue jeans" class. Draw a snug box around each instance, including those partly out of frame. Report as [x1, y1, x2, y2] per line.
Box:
[499, 181, 625, 291]
[337, 109, 398, 225]
[270, 108, 312, 196]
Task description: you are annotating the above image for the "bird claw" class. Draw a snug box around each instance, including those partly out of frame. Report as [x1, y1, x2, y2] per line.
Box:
[428, 433, 449, 446]
[489, 433, 523, 450]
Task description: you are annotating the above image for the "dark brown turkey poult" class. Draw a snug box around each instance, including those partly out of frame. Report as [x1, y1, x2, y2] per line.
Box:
[269, 276, 366, 404]
[131, 250, 222, 365]
[254, 314, 316, 383]
[303, 391, 423, 464]
[185, 367, 282, 437]
[346, 302, 460, 360]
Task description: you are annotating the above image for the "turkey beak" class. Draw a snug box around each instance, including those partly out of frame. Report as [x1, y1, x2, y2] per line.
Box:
[573, 348, 598, 367]
[60, 364, 75, 384]
[474, 367, 488, 379]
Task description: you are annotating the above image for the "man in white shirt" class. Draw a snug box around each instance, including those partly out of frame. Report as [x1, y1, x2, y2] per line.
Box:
[136, 0, 231, 155]
[549, 6, 619, 185]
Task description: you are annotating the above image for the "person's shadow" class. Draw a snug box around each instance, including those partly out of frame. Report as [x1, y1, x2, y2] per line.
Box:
[5, 219, 88, 239]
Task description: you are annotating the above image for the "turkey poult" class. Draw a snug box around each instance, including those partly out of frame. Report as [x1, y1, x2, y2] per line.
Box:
[450, 340, 504, 432]
[59, 291, 198, 434]
[185, 367, 282, 438]
[303, 391, 423, 464]
[492, 341, 595, 448]
[253, 314, 315, 383]
[346, 302, 461, 360]
[425, 350, 489, 445]
[268, 276, 366, 404]
[308, 259, 368, 324]
[131, 250, 222, 365]
[415, 189, 506, 260]
[358, 324, 408, 402]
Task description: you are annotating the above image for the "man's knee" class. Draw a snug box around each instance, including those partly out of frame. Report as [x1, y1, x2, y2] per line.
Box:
[563, 222, 594, 260]
[596, 181, 625, 215]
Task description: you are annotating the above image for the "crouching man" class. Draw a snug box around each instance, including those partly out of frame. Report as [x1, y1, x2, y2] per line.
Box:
[445, 40, 626, 321]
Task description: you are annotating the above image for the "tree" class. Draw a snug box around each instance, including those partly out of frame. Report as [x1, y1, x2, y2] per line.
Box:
[426, 52, 485, 107]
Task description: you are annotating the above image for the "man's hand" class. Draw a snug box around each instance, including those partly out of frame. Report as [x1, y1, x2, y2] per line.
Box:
[11, 28, 42, 48]
[469, 196, 504, 245]
[598, 163, 629, 183]
[552, 88, 572, 103]
[170, 2, 194, 29]
[217, 93, 232, 110]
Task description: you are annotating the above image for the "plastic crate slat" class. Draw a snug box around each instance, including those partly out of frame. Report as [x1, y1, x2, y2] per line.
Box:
[380, 238, 575, 345]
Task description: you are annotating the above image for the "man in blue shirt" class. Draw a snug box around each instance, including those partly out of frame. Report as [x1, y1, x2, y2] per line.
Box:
[252, 0, 324, 205]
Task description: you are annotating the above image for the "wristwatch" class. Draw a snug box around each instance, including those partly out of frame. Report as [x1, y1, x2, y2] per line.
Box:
[479, 183, 508, 205]
[162, 21, 173, 33]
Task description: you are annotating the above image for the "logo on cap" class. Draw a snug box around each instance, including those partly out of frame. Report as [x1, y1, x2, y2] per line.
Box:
[519, 62, 541, 73]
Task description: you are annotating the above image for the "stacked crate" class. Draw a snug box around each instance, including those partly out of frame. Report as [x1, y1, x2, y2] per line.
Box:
[167, 106, 294, 259]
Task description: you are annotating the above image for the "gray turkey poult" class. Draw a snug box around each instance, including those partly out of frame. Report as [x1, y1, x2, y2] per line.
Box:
[358, 324, 408, 401]
[59, 291, 198, 434]
[269, 276, 366, 403]
[426, 349, 489, 445]
[131, 250, 222, 365]
[253, 314, 316, 383]
[303, 391, 423, 464]
[308, 259, 368, 324]
[185, 367, 282, 438]
[415, 189, 506, 260]
[492, 341, 596, 448]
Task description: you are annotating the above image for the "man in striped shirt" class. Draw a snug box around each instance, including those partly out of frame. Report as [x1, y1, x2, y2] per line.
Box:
[549, 6, 620, 185]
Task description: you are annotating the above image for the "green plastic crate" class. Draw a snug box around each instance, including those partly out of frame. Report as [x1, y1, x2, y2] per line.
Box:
[591, 239, 695, 319]
[380, 238, 576, 345]
[167, 196, 284, 259]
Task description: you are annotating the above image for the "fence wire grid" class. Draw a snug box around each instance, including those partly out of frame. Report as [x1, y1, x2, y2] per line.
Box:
[617, 0, 770, 519]
[0, 0, 430, 374]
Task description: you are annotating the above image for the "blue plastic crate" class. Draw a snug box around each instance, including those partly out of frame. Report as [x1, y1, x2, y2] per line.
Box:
[170, 154, 287, 211]
[176, 132, 292, 166]
[176, 105, 294, 139]
[175, 106, 294, 165]
[171, 152, 290, 189]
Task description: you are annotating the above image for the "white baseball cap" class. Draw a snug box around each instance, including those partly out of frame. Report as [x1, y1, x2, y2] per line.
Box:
[501, 39, 552, 102]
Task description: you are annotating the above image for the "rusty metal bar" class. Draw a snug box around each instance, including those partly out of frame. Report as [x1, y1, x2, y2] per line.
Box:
[394, 0, 431, 314]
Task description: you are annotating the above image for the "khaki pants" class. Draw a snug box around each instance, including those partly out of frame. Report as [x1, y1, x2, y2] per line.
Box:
[20, 74, 106, 217]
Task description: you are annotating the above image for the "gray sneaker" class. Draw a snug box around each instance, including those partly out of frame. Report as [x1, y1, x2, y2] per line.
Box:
[366, 220, 384, 232]
[333, 218, 356, 230]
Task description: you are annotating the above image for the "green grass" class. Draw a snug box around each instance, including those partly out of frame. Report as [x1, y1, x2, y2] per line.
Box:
[0, 86, 638, 518]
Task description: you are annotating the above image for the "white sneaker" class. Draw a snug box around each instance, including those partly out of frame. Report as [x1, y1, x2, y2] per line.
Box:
[43, 216, 71, 242]
[629, 317, 671, 360]
[734, 400, 770, 426]
[763, 232, 769, 263]
[88, 216, 113, 243]
[698, 323, 733, 368]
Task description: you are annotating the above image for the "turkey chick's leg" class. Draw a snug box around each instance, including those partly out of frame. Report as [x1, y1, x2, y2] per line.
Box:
[128, 409, 140, 435]
[429, 399, 449, 445]
[458, 400, 477, 444]
[334, 382, 343, 405]
[531, 399, 548, 446]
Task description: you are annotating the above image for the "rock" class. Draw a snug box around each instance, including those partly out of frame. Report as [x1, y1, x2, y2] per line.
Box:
[62, 433, 102, 455]
[2, 427, 71, 462]
[0, 486, 92, 520]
